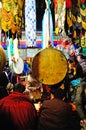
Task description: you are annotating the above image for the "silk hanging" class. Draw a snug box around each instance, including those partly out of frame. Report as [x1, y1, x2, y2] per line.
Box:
[42, 0, 53, 48]
[25, 0, 36, 47]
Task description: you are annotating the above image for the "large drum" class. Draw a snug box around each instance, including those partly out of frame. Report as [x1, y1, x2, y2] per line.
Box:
[32, 48, 68, 85]
[0, 45, 6, 74]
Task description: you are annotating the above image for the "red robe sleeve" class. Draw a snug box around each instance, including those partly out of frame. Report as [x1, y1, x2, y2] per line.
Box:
[0, 92, 37, 130]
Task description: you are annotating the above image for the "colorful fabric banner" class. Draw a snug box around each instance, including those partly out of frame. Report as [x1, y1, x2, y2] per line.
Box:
[55, 0, 66, 39]
[25, 0, 36, 47]
[1, 0, 24, 36]
[42, 0, 53, 48]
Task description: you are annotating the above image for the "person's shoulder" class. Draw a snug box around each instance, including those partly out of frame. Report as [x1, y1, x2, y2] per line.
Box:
[0, 93, 35, 110]
[42, 98, 65, 105]
[42, 99, 54, 106]
[43, 99, 51, 104]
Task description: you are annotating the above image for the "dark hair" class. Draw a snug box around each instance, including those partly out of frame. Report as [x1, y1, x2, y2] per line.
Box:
[69, 56, 78, 64]
[77, 53, 86, 59]
[50, 82, 66, 99]
[13, 83, 25, 93]
[0, 72, 9, 87]
[50, 87, 66, 99]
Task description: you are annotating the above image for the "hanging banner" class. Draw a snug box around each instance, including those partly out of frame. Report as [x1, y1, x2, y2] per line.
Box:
[42, 0, 53, 48]
[55, 0, 66, 38]
[25, 0, 36, 47]
[1, 0, 24, 36]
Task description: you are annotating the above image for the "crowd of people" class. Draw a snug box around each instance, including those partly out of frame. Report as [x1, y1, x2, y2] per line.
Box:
[0, 43, 86, 130]
[0, 77, 81, 130]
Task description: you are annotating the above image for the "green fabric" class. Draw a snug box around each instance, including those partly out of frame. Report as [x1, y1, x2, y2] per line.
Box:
[81, 3, 86, 9]
[82, 48, 86, 55]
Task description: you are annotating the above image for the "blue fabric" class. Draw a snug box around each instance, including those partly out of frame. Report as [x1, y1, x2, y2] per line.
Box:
[23, 62, 29, 73]
[70, 79, 81, 87]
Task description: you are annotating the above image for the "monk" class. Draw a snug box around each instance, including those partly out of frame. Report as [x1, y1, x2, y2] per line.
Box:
[0, 83, 37, 130]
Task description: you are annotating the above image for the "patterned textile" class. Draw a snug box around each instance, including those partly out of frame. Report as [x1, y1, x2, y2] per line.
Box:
[66, 0, 86, 41]
[1, 0, 24, 36]
[55, 0, 66, 38]
[25, 0, 36, 47]
[42, 0, 54, 48]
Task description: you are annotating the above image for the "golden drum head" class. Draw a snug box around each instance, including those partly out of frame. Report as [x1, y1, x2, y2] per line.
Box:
[32, 48, 68, 85]
[0, 46, 6, 74]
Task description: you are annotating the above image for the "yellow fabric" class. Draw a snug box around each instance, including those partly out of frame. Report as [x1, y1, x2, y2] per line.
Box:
[2, 8, 12, 22]
[58, 0, 65, 9]
[11, 21, 17, 34]
[18, 0, 24, 9]
[1, 0, 24, 35]
[82, 21, 86, 30]
[55, 27, 59, 35]
[71, 14, 76, 22]
[80, 8, 86, 17]
[73, 30, 76, 38]
[12, 3, 18, 16]
[0, 10, 2, 19]
[81, 36, 86, 48]
[2, 0, 12, 12]
[77, 16, 82, 23]
[1, 18, 12, 32]
[14, 15, 19, 25]
[2, 0, 9, 2]
[13, 0, 18, 4]
[18, 9, 23, 17]
[67, 16, 72, 27]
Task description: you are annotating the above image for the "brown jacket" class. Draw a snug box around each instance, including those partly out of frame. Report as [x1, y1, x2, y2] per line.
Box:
[38, 98, 81, 130]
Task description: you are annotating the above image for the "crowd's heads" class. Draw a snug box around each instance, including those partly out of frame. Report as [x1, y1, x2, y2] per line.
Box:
[13, 83, 25, 93]
[50, 86, 66, 99]
[50, 81, 66, 99]
[77, 53, 86, 59]
[68, 55, 78, 64]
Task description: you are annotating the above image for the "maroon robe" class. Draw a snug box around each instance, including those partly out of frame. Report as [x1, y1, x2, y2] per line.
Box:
[0, 92, 37, 130]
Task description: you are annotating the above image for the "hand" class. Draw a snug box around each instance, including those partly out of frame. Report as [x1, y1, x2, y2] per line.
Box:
[34, 102, 42, 112]
[80, 119, 86, 127]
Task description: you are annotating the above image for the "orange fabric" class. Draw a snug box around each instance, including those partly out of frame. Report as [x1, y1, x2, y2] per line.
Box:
[54, 0, 58, 8]
[68, 102, 76, 111]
